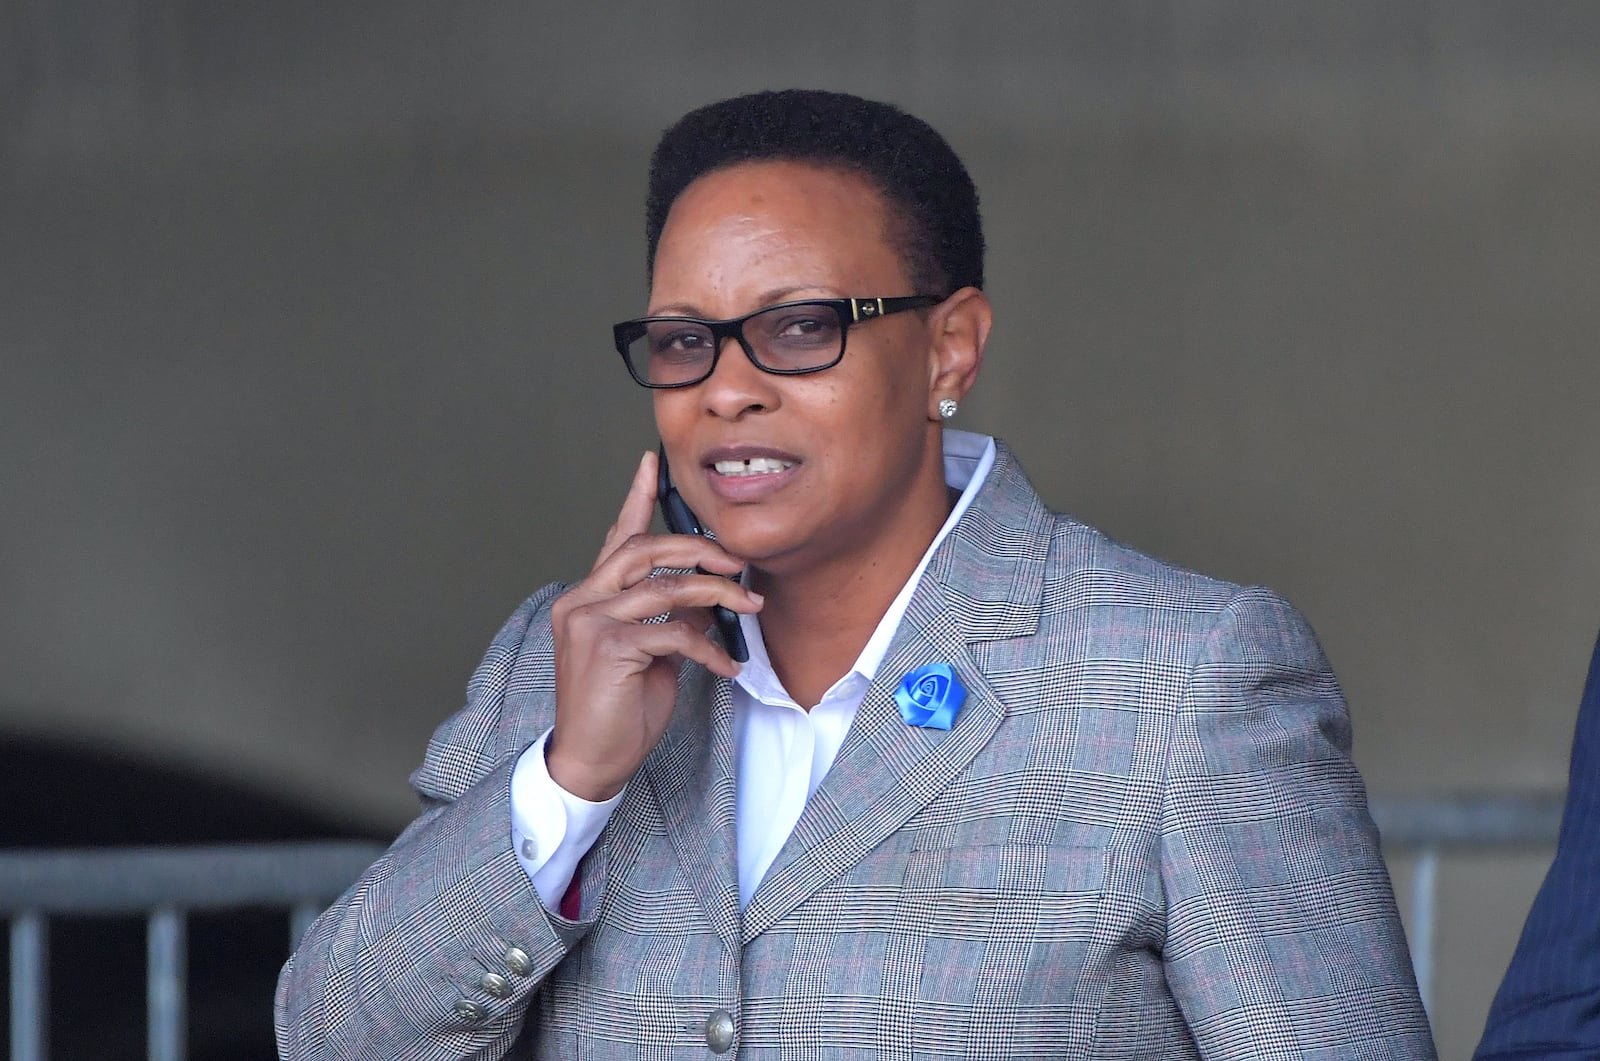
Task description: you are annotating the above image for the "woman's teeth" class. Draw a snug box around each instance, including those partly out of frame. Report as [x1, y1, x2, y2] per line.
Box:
[713, 457, 793, 477]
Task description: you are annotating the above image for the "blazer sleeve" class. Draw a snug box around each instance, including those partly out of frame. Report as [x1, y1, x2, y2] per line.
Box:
[1158, 586, 1437, 1060]
[275, 583, 606, 1061]
[1475, 630, 1600, 1060]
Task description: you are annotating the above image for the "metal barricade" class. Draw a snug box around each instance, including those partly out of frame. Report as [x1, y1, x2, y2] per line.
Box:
[1369, 793, 1564, 1015]
[1, 841, 386, 1061]
[0, 797, 1570, 1059]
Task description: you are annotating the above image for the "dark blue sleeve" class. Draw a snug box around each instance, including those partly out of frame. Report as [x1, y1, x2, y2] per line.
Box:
[1475, 630, 1600, 1060]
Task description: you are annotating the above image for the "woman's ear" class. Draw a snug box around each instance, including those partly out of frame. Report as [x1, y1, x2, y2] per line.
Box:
[926, 287, 992, 420]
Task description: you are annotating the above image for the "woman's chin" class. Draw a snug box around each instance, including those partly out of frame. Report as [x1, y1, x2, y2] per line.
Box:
[705, 519, 816, 577]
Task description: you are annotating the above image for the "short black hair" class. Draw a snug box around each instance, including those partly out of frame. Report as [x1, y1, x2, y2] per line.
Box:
[645, 89, 984, 296]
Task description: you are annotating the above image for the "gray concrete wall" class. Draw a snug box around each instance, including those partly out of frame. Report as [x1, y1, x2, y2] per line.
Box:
[5, 3, 1599, 1055]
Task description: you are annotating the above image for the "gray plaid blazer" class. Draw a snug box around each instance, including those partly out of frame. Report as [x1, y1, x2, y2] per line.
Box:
[277, 443, 1436, 1060]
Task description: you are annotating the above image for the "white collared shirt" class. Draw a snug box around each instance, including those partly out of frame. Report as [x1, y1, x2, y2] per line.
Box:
[511, 430, 997, 909]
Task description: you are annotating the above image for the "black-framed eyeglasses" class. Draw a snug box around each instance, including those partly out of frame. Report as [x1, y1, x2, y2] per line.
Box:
[612, 295, 942, 389]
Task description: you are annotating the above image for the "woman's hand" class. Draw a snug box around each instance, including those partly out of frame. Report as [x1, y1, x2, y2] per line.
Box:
[546, 451, 762, 801]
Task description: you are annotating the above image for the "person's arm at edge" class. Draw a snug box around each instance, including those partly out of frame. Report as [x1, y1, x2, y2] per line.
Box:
[1159, 586, 1437, 1060]
[1475, 629, 1600, 1060]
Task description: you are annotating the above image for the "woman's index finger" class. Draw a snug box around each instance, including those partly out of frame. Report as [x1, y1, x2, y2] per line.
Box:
[594, 450, 660, 570]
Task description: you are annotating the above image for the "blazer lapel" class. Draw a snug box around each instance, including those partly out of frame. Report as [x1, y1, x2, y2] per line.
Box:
[740, 445, 1053, 942]
[643, 664, 742, 951]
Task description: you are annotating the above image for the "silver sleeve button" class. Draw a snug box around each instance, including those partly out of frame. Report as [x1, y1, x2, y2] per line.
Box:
[503, 945, 533, 976]
[479, 971, 512, 999]
[454, 998, 488, 1024]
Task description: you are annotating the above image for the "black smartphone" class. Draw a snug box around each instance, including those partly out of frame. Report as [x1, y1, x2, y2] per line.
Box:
[657, 445, 749, 663]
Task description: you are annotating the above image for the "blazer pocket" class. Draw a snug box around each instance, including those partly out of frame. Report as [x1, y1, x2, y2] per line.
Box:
[870, 844, 1120, 1036]
[892, 841, 1110, 930]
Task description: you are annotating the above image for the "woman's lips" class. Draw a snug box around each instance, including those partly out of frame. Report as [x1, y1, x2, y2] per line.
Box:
[712, 456, 794, 477]
[701, 448, 801, 503]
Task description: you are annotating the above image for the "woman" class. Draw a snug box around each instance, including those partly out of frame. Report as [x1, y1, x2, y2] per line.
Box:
[277, 89, 1434, 1059]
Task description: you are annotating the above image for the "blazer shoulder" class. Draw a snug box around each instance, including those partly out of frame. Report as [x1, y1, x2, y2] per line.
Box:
[972, 451, 1322, 668]
[410, 581, 568, 802]
[1043, 511, 1245, 612]
[1033, 511, 1331, 669]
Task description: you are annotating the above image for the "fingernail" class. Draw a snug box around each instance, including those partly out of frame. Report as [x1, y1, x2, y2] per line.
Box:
[747, 591, 765, 606]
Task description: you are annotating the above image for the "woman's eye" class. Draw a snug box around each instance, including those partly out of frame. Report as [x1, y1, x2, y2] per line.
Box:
[654, 330, 710, 354]
[772, 315, 837, 342]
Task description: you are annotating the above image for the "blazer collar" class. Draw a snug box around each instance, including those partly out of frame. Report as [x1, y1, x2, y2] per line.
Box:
[914, 440, 1050, 645]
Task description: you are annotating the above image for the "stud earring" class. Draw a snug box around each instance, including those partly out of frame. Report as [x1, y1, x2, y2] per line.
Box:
[938, 398, 958, 420]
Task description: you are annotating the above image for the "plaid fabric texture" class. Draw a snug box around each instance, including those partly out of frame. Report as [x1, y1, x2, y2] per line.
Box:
[277, 443, 1435, 1060]
[1475, 630, 1600, 1059]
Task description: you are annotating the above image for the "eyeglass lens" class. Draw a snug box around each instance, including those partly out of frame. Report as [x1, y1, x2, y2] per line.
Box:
[629, 302, 845, 386]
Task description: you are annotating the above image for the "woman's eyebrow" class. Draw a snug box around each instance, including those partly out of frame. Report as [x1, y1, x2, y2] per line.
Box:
[647, 285, 840, 319]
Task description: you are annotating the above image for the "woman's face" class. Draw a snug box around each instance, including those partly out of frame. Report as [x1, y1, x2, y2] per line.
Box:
[649, 160, 956, 580]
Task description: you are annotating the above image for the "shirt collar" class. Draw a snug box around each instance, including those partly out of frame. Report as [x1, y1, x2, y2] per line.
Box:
[734, 430, 997, 706]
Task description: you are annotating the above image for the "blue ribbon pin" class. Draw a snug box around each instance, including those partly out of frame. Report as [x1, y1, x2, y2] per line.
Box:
[894, 663, 967, 731]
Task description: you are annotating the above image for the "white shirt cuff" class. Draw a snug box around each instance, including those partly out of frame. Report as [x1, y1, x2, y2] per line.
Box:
[510, 729, 624, 910]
